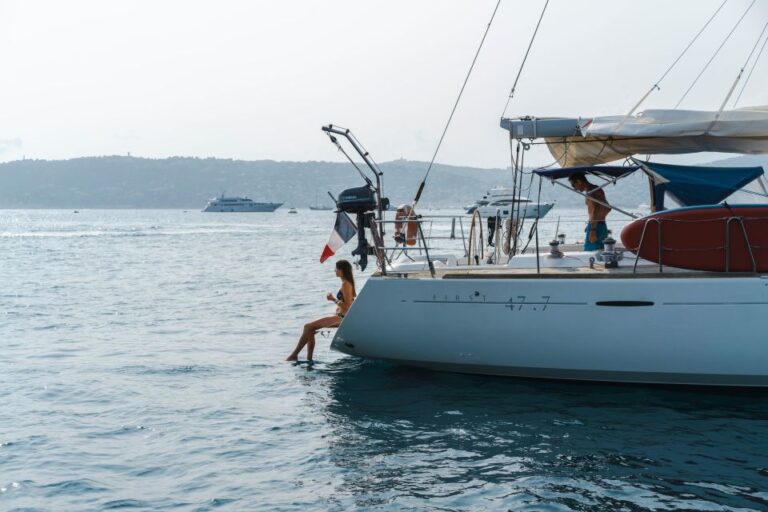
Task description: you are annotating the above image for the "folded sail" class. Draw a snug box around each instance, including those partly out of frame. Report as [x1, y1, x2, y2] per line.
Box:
[545, 134, 768, 166]
[503, 106, 768, 166]
[585, 106, 768, 138]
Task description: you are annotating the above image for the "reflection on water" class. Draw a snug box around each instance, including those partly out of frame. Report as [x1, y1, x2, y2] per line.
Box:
[307, 358, 768, 510]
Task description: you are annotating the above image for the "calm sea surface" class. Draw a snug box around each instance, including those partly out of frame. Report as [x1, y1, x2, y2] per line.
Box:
[1, 209, 767, 511]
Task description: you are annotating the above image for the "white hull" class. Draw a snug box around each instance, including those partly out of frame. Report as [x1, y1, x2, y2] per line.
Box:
[332, 274, 768, 386]
[202, 202, 282, 212]
[476, 202, 553, 219]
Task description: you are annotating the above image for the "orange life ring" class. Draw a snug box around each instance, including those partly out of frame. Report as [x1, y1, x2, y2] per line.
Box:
[394, 204, 418, 246]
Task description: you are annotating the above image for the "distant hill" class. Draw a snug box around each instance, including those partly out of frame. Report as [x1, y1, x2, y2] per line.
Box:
[0, 156, 508, 209]
[0, 154, 764, 209]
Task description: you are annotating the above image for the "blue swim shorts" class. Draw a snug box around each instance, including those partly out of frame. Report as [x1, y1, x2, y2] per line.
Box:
[584, 221, 609, 251]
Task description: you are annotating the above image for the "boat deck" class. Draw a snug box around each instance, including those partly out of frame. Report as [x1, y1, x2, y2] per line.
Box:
[379, 265, 762, 280]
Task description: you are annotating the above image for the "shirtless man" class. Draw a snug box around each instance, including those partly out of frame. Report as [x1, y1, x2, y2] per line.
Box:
[568, 172, 611, 251]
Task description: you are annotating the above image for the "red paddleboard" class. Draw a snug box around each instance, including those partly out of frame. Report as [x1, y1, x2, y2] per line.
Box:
[620, 205, 768, 272]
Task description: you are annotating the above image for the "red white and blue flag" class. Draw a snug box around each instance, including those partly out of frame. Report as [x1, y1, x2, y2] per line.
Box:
[320, 212, 357, 263]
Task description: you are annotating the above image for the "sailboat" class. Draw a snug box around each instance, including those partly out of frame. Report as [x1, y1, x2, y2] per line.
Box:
[323, 3, 768, 386]
[309, 192, 335, 210]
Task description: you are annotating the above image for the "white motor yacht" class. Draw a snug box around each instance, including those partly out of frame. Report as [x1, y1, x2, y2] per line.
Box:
[466, 187, 554, 220]
[202, 195, 282, 212]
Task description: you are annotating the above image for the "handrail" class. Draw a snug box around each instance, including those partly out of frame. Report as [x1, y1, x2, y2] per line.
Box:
[631, 214, 762, 274]
[725, 216, 757, 273]
[372, 217, 448, 278]
[632, 217, 663, 274]
[416, 221, 436, 278]
[375, 213, 636, 264]
[377, 211, 768, 275]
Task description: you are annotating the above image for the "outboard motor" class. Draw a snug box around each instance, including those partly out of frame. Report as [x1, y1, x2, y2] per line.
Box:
[336, 185, 389, 271]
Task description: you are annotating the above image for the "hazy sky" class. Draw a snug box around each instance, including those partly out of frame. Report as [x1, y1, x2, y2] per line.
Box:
[1, 0, 767, 167]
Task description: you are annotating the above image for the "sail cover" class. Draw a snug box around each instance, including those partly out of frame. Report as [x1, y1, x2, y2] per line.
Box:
[501, 106, 768, 166]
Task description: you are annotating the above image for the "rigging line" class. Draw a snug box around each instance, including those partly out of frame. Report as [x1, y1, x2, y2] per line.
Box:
[411, 0, 503, 208]
[525, 168, 535, 193]
[733, 22, 768, 107]
[328, 135, 372, 186]
[675, 0, 757, 109]
[507, 138, 520, 254]
[513, 147, 523, 241]
[710, 21, 768, 127]
[500, 0, 550, 119]
[512, 145, 525, 229]
[535, 174, 542, 273]
[509, 134, 521, 170]
[619, 0, 729, 124]
[532, 138, 572, 170]
[513, 146, 527, 254]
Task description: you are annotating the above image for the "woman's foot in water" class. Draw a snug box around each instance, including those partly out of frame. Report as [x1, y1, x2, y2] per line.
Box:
[286, 354, 299, 361]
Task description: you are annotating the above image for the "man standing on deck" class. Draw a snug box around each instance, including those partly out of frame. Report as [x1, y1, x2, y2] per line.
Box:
[568, 172, 611, 251]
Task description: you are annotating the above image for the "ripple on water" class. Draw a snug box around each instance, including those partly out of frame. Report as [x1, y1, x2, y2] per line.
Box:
[41, 479, 109, 496]
[2, 210, 768, 511]
[115, 364, 216, 377]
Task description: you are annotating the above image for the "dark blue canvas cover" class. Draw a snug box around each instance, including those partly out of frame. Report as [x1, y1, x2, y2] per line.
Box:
[533, 165, 639, 179]
[641, 161, 764, 209]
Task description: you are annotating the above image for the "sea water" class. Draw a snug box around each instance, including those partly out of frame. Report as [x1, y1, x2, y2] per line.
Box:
[0, 209, 766, 511]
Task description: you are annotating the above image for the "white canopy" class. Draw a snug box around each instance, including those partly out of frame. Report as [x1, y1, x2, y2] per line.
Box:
[545, 105, 768, 166]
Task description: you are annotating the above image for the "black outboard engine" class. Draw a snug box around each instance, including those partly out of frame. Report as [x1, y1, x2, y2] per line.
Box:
[336, 185, 389, 271]
[337, 185, 377, 213]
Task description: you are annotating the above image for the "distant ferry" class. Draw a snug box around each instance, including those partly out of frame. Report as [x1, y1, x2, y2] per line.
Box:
[202, 195, 283, 212]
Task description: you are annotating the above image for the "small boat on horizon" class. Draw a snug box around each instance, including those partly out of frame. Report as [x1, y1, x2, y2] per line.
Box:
[288, 207, 298, 214]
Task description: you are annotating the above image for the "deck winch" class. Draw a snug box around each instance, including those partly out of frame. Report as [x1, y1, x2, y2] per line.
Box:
[548, 239, 563, 258]
[600, 235, 620, 268]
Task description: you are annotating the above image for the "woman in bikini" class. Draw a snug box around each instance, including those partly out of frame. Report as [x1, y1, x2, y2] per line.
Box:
[286, 259, 356, 361]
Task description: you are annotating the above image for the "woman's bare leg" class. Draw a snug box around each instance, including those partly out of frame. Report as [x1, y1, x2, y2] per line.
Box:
[306, 331, 316, 361]
[286, 323, 313, 361]
[286, 316, 340, 361]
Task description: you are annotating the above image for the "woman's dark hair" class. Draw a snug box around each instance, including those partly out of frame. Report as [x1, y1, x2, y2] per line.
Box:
[336, 259, 355, 292]
[568, 172, 588, 184]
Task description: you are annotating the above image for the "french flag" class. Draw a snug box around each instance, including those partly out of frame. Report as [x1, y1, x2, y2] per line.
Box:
[320, 212, 358, 263]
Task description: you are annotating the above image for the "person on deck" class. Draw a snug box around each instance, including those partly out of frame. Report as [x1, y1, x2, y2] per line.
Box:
[286, 259, 356, 362]
[568, 172, 612, 251]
